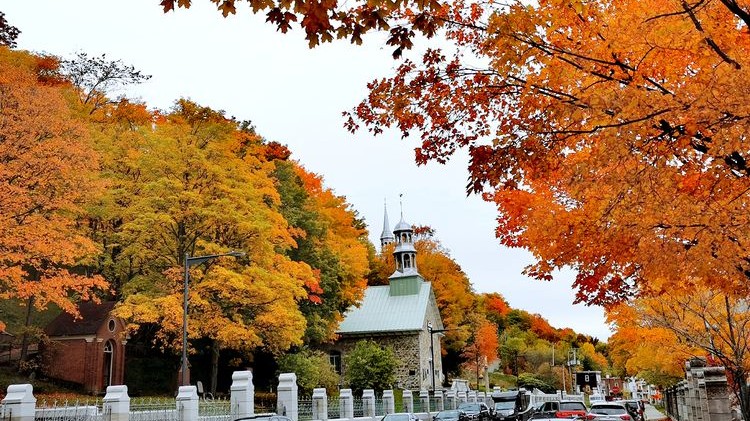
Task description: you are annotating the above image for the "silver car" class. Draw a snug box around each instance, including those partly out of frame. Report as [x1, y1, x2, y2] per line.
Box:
[586, 402, 632, 420]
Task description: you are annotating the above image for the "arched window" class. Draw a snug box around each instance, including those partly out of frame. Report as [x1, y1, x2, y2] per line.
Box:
[102, 340, 114, 388]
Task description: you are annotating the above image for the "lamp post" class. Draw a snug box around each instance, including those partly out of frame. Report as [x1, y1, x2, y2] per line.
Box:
[181, 250, 245, 386]
[427, 322, 448, 391]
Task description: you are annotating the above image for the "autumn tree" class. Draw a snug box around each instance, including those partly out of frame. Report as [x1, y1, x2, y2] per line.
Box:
[344, 0, 750, 313]
[90, 99, 316, 393]
[461, 318, 499, 388]
[0, 48, 108, 367]
[269, 154, 370, 346]
[609, 286, 750, 416]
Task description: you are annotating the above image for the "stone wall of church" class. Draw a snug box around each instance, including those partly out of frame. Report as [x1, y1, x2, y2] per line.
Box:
[333, 333, 425, 390]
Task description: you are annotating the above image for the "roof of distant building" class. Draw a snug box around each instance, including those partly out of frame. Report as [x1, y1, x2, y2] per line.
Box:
[45, 301, 117, 337]
[337, 279, 433, 334]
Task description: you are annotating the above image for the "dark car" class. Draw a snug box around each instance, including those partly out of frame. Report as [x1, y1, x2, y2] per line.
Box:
[458, 402, 492, 421]
[434, 409, 469, 421]
[621, 400, 643, 421]
[531, 400, 587, 419]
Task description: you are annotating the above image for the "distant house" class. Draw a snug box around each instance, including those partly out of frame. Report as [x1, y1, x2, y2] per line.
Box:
[331, 205, 445, 390]
[43, 301, 126, 394]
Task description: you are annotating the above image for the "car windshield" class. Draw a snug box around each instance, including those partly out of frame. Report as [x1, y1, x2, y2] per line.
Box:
[437, 410, 461, 418]
[624, 402, 638, 410]
[560, 402, 586, 411]
[458, 404, 481, 412]
[591, 405, 627, 415]
[494, 401, 514, 410]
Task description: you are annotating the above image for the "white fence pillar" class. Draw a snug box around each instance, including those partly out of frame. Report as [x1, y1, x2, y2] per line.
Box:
[383, 390, 395, 414]
[458, 391, 467, 403]
[312, 388, 328, 421]
[434, 390, 444, 411]
[177, 386, 199, 421]
[231, 370, 255, 419]
[402, 390, 414, 413]
[468, 391, 477, 403]
[340, 389, 354, 419]
[445, 390, 456, 409]
[362, 390, 376, 417]
[419, 390, 430, 413]
[1, 384, 36, 421]
[103, 385, 130, 421]
[278, 373, 299, 421]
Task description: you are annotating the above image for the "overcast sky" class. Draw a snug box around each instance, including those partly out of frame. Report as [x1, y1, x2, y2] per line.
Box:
[4, 0, 612, 340]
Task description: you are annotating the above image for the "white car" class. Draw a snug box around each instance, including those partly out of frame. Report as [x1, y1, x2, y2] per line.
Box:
[586, 402, 632, 420]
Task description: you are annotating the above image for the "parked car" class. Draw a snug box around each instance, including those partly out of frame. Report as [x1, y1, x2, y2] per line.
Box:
[458, 402, 492, 421]
[585, 402, 632, 420]
[382, 413, 421, 421]
[531, 400, 587, 419]
[435, 409, 469, 421]
[620, 400, 643, 421]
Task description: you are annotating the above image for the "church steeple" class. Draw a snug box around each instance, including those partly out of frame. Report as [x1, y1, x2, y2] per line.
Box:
[380, 199, 395, 248]
[391, 199, 418, 277]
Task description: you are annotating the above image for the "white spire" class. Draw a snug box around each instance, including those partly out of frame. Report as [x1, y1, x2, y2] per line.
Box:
[380, 198, 395, 247]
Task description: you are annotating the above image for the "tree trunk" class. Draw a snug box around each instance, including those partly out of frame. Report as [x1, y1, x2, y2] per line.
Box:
[210, 339, 220, 395]
[18, 295, 35, 372]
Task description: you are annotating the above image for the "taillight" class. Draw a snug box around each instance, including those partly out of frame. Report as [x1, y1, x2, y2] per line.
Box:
[620, 415, 631, 420]
[586, 416, 596, 420]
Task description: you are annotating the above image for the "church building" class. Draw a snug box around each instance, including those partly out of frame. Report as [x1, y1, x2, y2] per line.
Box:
[332, 204, 445, 390]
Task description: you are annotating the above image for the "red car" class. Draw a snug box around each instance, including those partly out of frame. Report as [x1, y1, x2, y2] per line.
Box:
[532, 400, 587, 419]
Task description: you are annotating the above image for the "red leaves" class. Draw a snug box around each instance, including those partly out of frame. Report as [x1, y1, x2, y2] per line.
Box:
[266, 8, 298, 33]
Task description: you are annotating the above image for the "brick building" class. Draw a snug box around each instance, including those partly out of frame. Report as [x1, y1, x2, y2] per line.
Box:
[43, 301, 126, 394]
[331, 205, 445, 390]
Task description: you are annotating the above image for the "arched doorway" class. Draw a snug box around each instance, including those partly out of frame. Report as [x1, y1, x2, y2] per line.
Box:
[102, 340, 114, 388]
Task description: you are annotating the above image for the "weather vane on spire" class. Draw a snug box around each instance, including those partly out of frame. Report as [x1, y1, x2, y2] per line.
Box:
[399, 193, 404, 218]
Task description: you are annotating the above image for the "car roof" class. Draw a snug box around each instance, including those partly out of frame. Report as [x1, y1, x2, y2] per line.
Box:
[591, 402, 626, 408]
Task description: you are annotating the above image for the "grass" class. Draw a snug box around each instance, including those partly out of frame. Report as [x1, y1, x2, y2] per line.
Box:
[488, 371, 518, 390]
[0, 364, 90, 400]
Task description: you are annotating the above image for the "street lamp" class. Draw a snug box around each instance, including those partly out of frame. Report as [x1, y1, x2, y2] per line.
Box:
[427, 322, 448, 391]
[181, 250, 245, 386]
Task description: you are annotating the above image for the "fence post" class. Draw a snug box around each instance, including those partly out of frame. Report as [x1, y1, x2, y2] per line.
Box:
[1, 384, 36, 421]
[103, 385, 130, 421]
[362, 390, 376, 418]
[402, 390, 413, 413]
[339, 389, 353, 420]
[177, 386, 199, 421]
[433, 390, 444, 412]
[445, 390, 456, 410]
[478, 392, 487, 406]
[312, 388, 328, 421]
[231, 370, 255, 419]
[468, 391, 477, 403]
[277, 373, 299, 421]
[419, 390, 429, 414]
[458, 391, 467, 404]
[704, 367, 731, 421]
[382, 390, 395, 415]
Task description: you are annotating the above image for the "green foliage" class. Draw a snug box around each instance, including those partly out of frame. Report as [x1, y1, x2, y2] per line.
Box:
[517, 373, 555, 394]
[343, 340, 397, 393]
[277, 348, 340, 395]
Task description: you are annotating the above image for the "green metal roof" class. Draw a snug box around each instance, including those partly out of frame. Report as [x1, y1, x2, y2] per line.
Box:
[337, 279, 433, 334]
